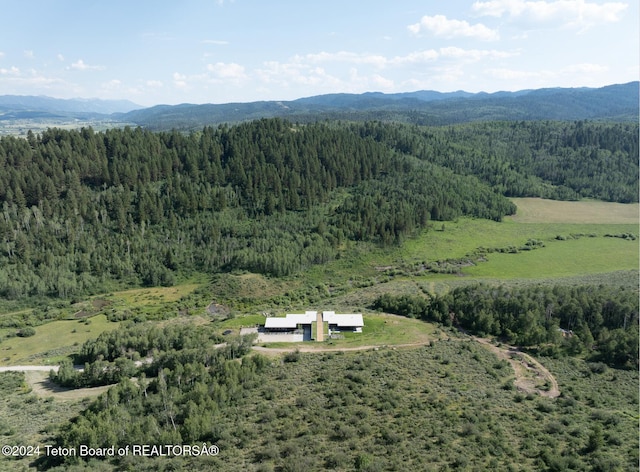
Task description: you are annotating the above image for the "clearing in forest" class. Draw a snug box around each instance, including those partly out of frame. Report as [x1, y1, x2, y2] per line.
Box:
[507, 198, 639, 224]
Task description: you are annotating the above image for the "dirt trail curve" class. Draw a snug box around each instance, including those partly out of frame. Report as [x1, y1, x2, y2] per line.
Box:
[0, 365, 111, 400]
[472, 337, 560, 398]
[252, 336, 560, 399]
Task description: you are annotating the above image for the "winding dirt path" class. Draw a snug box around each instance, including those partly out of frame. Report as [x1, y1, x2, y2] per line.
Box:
[472, 336, 560, 398]
[252, 335, 560, 398]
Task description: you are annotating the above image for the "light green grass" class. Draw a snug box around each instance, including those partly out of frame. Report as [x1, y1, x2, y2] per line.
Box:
[109, 283, 202, 307]
[508, 198, 639, 224]
[303, 218, 638, 290]
[399, 219, 638, 264]
[333, 313, 439, 347]
[464, 237, 639, 279]
[0, 314, 119, 366]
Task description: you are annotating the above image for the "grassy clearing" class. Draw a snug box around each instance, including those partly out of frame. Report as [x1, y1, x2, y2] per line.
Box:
[337, 313, 439, 346]
[464, 237, 639, 279]
[107, 282, 202, 307]
[508, 198, 639, 224]
[0, 314, 119, 366]
[3, 200, 637, 367]
[400, 219, 638, 264]
[305, 213, 637, 288]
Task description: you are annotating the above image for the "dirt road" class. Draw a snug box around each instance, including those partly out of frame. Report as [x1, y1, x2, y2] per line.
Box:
[252, 342, 430, 355]
[0, 365, 60, 372]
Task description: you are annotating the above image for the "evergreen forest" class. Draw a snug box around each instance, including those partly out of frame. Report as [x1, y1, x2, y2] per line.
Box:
[0, 119, 636, 305]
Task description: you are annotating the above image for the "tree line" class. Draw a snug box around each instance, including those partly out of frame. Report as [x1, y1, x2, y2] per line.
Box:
[372, 284, 639, 367]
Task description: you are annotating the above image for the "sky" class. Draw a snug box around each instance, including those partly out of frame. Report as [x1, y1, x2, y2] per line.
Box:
[0, 0, 637, 106]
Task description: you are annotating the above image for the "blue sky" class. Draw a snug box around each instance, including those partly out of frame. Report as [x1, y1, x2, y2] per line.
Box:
[0, 0, 637, 106]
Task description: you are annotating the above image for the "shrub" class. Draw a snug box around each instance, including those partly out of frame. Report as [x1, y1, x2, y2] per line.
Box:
[284, 350, 300, 363]
[17, 327, 36, 337]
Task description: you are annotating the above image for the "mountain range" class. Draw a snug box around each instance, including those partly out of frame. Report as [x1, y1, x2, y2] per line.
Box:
[0, 82, 637, 131]
[0, 95, 141, 119]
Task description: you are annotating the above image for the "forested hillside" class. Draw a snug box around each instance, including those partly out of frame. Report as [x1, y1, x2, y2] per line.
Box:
[356, 120, 639, 202]
[0, 119, 636, 305]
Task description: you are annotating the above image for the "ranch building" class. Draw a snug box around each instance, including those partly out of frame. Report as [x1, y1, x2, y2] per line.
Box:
[263, 310, 363, 342]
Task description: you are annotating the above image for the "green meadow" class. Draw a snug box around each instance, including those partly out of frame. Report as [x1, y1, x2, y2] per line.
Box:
[464, 236, 638, 279]
[0, 314, 119, 366]
[306, 219, 637, 286]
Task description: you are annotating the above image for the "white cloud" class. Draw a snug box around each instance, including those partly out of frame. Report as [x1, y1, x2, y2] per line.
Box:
[169, 63, 249, 95]
[202, 39, 229, 45]
[390, 50, 440, 65]
[206, 62, 247, 80]
[23, 50, 34, 59]
[485, 62, 609, 83]
[256, 61, 342, 88]
[69, 59, 105, 71]
[472, 0, 628, 29]
[173, 72, 188, 88]
[408, 14, 499, 41]
[146, 80, 163, 87]
[101, 79, 122, 91]
[0, 66, 20, 75]
[371, 74, 395, 90]
[562, 63, 609, 74]
[0, 51, 4, 58]
[299, 51, 388, 68]
[253, 44, 519, 96]
[439, 46, 516, 61]
[57, 54, 65, 61]
[294, 48, 492, 69]
[485, 67, 548, 80]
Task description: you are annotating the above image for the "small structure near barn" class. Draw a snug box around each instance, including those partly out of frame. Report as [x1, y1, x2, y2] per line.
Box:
[262, 310, 363, 342]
